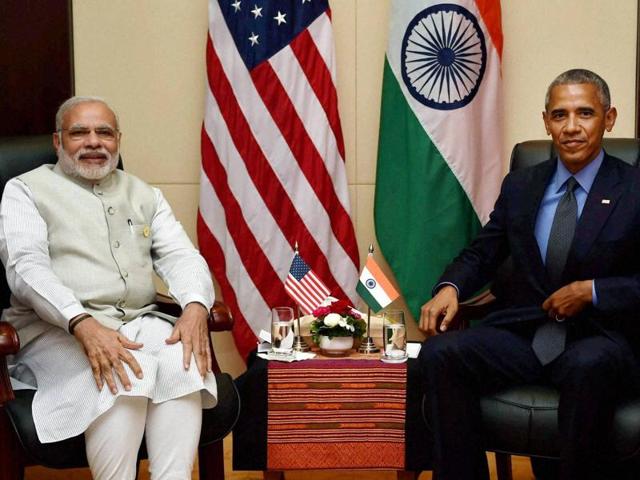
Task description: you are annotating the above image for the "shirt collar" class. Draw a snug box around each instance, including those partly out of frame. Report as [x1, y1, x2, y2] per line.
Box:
[552, 149, 604, 194]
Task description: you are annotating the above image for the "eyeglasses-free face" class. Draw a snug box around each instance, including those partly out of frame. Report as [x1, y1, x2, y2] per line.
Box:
[543, 83, 617, 174]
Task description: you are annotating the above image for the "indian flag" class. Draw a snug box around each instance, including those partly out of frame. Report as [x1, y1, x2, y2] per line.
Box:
[356, 255, 400, 312]
[374, 0, 503, 320]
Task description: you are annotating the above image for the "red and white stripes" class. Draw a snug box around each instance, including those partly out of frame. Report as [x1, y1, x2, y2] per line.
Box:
[284, 269, 330, 315]
[198, 0, 359, 359]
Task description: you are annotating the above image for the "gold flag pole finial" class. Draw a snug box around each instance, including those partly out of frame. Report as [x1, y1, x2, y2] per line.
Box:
[368, 244, 374, 254]
[294, 241, 299, 254]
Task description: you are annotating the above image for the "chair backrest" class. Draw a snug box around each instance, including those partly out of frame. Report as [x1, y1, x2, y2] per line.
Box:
[0, 135, 57, 309]
[0, 135, 57, 199]
[510, 138, 640, 172]
[0, 135, 123, 310]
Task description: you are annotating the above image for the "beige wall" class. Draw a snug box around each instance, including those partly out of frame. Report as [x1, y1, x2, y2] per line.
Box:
[73, 0, 638, 376]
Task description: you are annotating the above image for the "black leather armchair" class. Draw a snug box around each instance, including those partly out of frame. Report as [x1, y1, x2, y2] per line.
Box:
[422, 138, 640, 480]
[0, 135, 240, 479]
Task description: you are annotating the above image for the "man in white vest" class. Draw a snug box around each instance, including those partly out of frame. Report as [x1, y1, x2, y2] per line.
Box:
[0, 96, 218, 479]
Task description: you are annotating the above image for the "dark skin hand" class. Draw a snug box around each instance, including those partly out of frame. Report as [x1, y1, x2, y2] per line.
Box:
[542, 279, 593, 319]
[73, 316, 144, 394]
[165, 302, 212, 377]
[419, 280, 593, 337]
[419, 285, 459, 337]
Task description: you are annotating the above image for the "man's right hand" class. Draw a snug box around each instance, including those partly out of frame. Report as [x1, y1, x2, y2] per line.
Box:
[419, 285, 459, 337]
[72, 316, 144, 394]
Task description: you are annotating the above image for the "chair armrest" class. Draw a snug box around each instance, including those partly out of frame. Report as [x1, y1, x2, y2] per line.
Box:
[155, 294, 233, 332]
[0, 322, 19, 404]
[155, 293, 183, 317]
[209, 301, 233, 332]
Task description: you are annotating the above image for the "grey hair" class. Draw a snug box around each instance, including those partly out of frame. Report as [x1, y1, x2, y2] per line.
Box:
[55, 96, 119, 131]
[545, 69, 611, 111]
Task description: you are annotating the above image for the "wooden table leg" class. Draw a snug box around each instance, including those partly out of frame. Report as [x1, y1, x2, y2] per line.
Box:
[0, 408, 25, 480]
[263, 470, 284, 480]
[397, 471, 419, 480]
[494, 453, 513, 480]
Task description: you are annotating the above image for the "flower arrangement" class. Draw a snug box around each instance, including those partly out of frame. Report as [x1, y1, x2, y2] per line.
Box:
[310, 298, 367, 344]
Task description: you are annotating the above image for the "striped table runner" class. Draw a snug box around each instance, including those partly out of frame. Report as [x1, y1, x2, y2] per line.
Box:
[267, 358, 407, 469]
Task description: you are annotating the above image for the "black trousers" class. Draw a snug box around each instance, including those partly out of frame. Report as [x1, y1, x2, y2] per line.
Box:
[419, 322, 638, 480]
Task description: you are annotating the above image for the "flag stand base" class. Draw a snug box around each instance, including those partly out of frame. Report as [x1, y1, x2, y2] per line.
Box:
[358, 337, 380, 353]
[293, 336, 311, 352]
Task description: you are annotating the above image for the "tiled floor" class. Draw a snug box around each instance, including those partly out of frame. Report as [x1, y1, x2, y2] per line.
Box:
[24, 435, 535, 479]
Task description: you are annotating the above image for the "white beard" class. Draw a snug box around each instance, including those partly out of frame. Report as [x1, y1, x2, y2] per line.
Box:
[57, 146, 118, 182]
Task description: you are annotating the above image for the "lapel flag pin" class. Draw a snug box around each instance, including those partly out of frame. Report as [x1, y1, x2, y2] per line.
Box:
[601, 199, 611, 204]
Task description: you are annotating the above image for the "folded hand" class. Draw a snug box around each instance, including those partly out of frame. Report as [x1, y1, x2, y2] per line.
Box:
[542, 280, 593, 319]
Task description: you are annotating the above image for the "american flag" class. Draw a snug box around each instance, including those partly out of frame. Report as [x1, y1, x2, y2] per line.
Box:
[284, 253, 331, 314]
[197, 0, 360, 360]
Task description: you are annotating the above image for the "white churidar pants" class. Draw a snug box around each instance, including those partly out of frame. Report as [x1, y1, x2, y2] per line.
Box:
[85, 391, 202, 480]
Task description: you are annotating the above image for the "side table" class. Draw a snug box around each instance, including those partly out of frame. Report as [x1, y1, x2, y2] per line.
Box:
[233, 352, 433, 479]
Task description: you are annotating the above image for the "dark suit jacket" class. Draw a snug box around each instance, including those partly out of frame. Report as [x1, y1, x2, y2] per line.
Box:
[439, 152, 640, 352]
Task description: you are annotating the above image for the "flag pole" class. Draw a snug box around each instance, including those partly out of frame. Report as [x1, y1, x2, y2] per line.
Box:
[358, 244, 380, 353]
[292, 303, 310, 352]
[292, 241, 311, 352]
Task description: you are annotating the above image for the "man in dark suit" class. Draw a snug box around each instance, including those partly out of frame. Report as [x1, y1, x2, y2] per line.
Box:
[419, 69, 640, 479]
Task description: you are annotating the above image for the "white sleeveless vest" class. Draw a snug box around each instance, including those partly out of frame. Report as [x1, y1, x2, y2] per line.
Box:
[13, 164, 164, 339]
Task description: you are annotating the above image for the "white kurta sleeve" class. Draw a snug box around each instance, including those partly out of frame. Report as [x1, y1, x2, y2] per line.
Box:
[150, 188, 215, 311]
[0, 179, 86, 331]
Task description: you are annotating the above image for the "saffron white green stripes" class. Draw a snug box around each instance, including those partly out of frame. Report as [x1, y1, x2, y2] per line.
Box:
[375, 0, 503, 320]
[356, 255, 400, 312]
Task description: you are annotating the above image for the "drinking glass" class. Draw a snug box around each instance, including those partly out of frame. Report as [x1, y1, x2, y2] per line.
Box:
[381, 310, 408, 363]
[270, 306, 295, 357]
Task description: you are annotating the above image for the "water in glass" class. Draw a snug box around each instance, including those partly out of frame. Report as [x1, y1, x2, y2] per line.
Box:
[271, 306, 294, 357]
[382, 310, 408, 362]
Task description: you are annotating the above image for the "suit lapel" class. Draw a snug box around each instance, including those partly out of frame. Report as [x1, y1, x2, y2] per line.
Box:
[568, 154, 625, 265]
[520, 160, 556, 286]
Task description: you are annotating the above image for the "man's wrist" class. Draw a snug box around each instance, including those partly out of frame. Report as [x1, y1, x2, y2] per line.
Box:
[69, 313, 91, 334]
[434, 282, 460, 298]
[185, 301, 210, 318]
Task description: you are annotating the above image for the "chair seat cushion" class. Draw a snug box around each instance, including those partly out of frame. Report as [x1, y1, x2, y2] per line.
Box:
[480, 385, 561, 457]
[5, 372, 239, 468]
[480, 385, 640, 460]
[610, 396, 640, 459]
[200, 371, 241, 445]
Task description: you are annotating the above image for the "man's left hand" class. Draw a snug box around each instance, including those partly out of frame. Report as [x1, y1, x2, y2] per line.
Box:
[542, 280, 593, 319]
[166, 302, 212, 377]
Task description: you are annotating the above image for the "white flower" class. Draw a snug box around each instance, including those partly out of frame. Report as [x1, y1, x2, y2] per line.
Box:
[328, 317, 355, 332]
[318, 296, 339, 307]
[323, 313, 342, 327]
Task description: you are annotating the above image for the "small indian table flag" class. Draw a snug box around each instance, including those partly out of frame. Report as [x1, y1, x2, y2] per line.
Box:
[356, 254, 400, 312]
